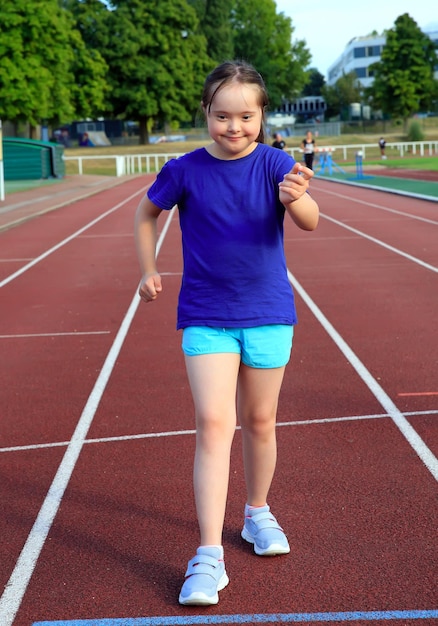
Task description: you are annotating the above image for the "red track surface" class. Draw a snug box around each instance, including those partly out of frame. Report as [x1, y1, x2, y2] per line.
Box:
[0, 176, 437, 626]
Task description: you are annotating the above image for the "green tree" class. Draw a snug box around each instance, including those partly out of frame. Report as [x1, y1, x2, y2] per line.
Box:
[322, 71, 362, 120]
[368, 13, 438, 126]
[63, 27, 109, 123]
[302, 69, 325, 97]
[74, 0, 212, 143]
[230, 0, 311, 108]
[62, 0, 112, 51]
[0, 0, 107, 134]
[188, 0, 234, 62]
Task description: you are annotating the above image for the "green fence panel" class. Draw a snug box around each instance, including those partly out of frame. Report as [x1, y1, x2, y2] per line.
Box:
[2, 138, 64, 180]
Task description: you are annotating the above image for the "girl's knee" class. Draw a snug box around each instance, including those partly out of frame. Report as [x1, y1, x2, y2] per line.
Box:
[196, 409, 236, 438]
[241, 410, 276, 436]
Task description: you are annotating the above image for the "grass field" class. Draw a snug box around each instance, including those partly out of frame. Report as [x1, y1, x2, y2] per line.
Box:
[356, 156, 438, 170]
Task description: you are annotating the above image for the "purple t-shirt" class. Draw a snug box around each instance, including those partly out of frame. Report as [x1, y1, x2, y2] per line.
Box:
[147, 143, 297, 329]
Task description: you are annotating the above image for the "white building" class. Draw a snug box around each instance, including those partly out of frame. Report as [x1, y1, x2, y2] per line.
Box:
[327, 28, 438, 88]
[327, 34, 384, 88]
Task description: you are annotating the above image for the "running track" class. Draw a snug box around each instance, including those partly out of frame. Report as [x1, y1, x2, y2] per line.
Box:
[0, 176, 437, 626]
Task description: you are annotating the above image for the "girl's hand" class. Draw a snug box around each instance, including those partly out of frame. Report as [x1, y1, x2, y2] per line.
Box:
[139, 272, 162, 302]
[278, 162, 314, 205]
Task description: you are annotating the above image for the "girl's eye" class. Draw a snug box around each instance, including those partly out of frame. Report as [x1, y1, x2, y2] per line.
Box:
[242, 115, 252, 121]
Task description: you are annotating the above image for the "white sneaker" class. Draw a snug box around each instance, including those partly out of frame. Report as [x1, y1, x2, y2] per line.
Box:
[241, 504, 290, 556]
[179, 546, 229, 605]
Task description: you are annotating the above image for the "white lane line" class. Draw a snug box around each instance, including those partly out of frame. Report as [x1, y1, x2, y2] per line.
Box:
[0, 331, 110, 339]
[1, 410, 437, 454]
[315, 186, 438, 225]
[0, 186, 149, 289]
[0, 194, 56, 213]
[320, 213, 438, 272]
[0, 210, 175, 625]
[288, 269, 438, 482]
[79, 233, 134, 238]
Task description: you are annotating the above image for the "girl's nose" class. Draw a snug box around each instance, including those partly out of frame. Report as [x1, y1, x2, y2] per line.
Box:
[228, 118, 240, 132]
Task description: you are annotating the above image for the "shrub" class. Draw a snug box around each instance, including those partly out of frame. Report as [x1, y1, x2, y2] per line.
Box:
[407, 119, 424, 141]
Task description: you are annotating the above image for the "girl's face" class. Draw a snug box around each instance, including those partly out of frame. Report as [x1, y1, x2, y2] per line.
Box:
[204, 82, 263, 160]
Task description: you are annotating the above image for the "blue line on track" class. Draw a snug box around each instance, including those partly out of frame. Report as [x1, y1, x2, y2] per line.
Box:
[32, 609, 438, 625]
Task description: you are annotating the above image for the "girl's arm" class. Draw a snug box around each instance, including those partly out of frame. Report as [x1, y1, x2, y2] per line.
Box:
[134, 190, 163, 302]
[279, 162, 319, 231]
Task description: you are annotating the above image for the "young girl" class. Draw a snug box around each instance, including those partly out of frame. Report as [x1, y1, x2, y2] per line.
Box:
[135, 60, 319, 606]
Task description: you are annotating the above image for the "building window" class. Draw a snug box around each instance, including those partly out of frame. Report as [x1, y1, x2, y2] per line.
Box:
[355, 67, 367, 78]
[354, 46, 366, 58]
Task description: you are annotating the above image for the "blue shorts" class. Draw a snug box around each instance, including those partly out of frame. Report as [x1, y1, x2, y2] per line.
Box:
[182, 325, 294, 369]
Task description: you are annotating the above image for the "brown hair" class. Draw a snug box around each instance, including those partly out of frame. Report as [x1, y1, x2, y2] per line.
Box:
[201, 60, 269, 143]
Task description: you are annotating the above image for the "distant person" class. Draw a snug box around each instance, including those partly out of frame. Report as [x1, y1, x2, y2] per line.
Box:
[301, 130, 316, 170]
[79, 132, 94, 147]
[379, 137, 386, 159]
[59, 128, 71, 148]
[272, 132, 286, 150]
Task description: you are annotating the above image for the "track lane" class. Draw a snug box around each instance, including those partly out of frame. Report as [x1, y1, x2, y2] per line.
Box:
[0, 180, 152, 286]
[282, 185, 437, 461]
[311, 183, 438, 268]
[0, 179, 437, 625]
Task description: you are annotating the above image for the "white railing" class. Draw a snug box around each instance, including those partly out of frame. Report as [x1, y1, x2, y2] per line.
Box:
[296, 140, 438, 161]
[63, 141, 438, 177]
[64, 152, 184, 176]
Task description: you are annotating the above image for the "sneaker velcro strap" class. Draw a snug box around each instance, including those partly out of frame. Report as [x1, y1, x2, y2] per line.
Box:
[185, 554, 221, 579]
[250, 511, 283, 530]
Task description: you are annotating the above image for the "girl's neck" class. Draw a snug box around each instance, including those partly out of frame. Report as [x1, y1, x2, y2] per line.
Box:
[206, 141, 259, 161]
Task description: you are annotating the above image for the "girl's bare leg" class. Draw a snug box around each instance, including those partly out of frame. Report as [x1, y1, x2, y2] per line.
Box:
[184, 353, 241, 546]
[237, 365, 286, 506]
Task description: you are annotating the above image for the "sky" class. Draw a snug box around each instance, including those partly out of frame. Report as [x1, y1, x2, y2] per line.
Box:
[274, 0, 438, 77]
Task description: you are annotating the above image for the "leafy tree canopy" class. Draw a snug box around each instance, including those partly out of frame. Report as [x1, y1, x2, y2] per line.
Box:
[2, 0, 313, 142]
[302, 69, 325, 97]
[71, 0, 213, 143]
[187, 0, 234, 62]
[322, 71, 362, 120]
[0, 0, 107, 129]
[231, 0, 311, 109]
[367, 13, 438, 122]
